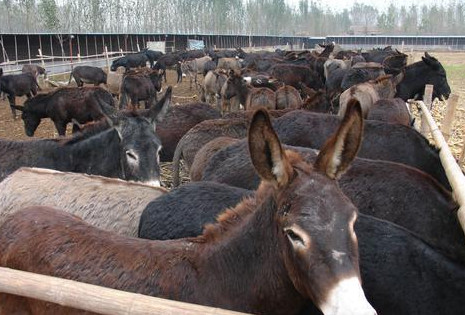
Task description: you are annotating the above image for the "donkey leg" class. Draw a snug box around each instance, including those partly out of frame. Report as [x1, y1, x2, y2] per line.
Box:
[7, 95, 16, 120]
[54, 121, 67, 136]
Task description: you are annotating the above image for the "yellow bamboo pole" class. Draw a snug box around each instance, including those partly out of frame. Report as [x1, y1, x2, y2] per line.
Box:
[412, 100, 465, 234]
[0, 267, 249, 315]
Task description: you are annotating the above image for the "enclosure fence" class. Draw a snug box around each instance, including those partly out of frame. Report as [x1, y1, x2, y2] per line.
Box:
[409, 87, 465, 234]
[0, 267, 249, 315]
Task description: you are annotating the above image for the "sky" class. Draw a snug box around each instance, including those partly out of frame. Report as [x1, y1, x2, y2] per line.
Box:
[285, 0, 440, 12]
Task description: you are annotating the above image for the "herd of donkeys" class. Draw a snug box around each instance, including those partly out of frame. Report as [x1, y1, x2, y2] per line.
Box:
[0, 43, 462, 315]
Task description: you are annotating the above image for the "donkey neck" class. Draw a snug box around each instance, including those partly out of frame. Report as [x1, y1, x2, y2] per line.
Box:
[52, 128, 123, 179]
[189, 188, 307, 314]
[398, 62, 431, 99]
[28, 98, 50, 118]
[236, 83, 251, 105]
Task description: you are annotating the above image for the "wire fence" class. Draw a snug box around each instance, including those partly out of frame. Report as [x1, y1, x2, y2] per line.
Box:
[0, 47, 139, 77]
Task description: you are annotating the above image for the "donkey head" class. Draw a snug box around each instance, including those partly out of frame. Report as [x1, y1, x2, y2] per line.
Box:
[248, 100, 376, 315]
[421, 52, 451, 100]
[115, 87, 172, 186]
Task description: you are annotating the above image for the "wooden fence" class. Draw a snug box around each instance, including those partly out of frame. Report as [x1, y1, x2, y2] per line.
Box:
[409, 86, 465, 234]
[0, 267, 249, 315]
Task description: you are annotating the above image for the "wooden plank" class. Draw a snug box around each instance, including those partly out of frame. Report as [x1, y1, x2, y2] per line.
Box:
[441, 94, 459, 142]
[420, 84, 434, 136]
[0, 267, 249, 315]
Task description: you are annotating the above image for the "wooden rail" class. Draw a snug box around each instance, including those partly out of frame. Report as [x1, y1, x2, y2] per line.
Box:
[410, 99, 465, 234]
[0, 267, 249, 315]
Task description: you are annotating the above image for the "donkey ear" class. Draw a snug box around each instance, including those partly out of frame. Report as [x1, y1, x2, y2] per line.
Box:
[248, 108, 292, 187]
[315, 99, 363, 179]
[148, 86, 172, 124]
[392, 71, 404, 86]
[422, 53, 439, 69]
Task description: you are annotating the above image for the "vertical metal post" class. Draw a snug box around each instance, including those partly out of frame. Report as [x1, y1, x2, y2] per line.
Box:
[50, 35, 54, 65]
[27, 35, 31, 64]
[76, 35, 81, 57]
[69, 35, 74, 70]
[85, 35, 89, 56]
[104, 46, 110, 72]
[0, 35, 6, 63]
[14, 35, 18, 63]
[39, 35, 42, 57]
[38, 49, 45, 67]
[94, 36, 98, 57]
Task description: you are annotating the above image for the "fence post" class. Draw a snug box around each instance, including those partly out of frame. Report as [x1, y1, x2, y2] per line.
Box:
[420, 84, 434, 136]
[77, 53, 81, 63]
[120, 48, 124, 56]
[400, 40, 404, 53]
[38, 49, 45, 67]
[137, 43, 140, 52]
[441, 94, 459, 142]
[104, 46, 110, 72]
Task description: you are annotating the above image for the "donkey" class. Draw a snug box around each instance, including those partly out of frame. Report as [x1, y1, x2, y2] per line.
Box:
[338, 73, 404, 118]
[119, 70, 163, 110]
[13, 87, 116, 136]
[396, 52, 451, 101]
[0, 69, 40, 119]
[0, 167, 166, 237]
[139, 181, 465, 315]
[0, 104, 376, 315]
[223, 70, 276, 112]
[198, 140, 464, 263]
[367, 98, 412, 126]
[172, 109, 449, 190]
[201, 69, 228, 111]
[0, 87, 172, 184]
[68, 65, 107, 87]
[172, 118, 249, 187]
[275, 85, 302, 109]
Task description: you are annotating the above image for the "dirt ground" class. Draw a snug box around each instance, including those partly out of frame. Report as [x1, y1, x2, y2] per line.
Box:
[1, 51, 464, 179]
[0, 70, 198, 139]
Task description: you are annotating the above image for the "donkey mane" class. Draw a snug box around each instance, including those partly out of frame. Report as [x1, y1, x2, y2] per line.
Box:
[405, 58, 433, 71]
[26, 93, 52, 105]
[60, 122, 115, 146]
[197, 150, 309, 243]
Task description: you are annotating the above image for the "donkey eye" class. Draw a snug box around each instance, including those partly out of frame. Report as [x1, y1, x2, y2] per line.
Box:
[286, 230, 302, 242]
[285, 229, 305, 246]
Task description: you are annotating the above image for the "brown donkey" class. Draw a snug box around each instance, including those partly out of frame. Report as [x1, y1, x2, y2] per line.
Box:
[0, 102, 376, 315]
[338, 73, 404, 118]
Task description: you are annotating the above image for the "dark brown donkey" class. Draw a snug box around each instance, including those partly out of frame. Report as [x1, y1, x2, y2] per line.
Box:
[0, 104, 376, 315]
